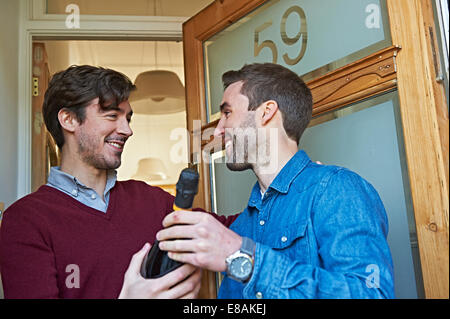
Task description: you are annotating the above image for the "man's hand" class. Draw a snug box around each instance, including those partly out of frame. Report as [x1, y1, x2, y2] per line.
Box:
[156, 211, 242, 272]
[118, 243, 202, 299]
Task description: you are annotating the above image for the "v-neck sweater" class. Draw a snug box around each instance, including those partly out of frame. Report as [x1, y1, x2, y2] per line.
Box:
[0, 180, 176, 298]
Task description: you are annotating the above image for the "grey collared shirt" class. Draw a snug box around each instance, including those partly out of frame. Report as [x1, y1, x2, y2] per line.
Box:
[46, 166, 117, 213]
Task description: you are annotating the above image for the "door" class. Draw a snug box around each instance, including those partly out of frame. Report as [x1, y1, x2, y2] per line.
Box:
[31, 42, 60, 192]
[183, 0, 448, 298]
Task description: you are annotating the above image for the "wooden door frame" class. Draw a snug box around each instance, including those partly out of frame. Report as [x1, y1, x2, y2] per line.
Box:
[183, 0, 449, 298]
[31, 42, 50, 192]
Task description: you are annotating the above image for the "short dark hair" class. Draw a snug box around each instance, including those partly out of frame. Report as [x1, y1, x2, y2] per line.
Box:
[42, 65, 135, 149]
[222, 63, 312, 144]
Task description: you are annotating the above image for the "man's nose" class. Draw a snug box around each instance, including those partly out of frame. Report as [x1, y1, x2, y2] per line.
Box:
[118, 118, 133, 137]
[214, 117, 225, 138]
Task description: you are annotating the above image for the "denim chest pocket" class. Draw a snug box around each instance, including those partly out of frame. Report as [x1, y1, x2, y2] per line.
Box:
[263, 218, 310, 263]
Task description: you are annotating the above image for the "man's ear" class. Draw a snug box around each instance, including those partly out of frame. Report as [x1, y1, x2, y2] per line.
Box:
[58, 108, 80, 133]
[260, 100, 278, 126]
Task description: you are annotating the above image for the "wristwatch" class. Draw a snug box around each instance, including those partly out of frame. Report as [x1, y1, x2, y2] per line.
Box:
[225, 237, 256, 282]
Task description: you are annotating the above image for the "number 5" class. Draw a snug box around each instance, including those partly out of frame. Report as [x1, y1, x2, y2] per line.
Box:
[254, 21, 278, 63]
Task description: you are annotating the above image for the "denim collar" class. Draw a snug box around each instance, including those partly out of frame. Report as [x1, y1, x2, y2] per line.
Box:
[47, 166, 117, 198]
[248, 150, 310, 207]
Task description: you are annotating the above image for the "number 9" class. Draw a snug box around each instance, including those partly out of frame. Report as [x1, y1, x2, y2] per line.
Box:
[280, 6, 307, 65]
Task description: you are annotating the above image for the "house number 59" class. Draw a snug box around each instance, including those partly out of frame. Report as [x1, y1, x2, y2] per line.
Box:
[254, 5, 308, 66]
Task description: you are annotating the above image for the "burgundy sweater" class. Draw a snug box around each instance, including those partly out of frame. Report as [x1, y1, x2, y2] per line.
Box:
[0, 180, 237, 299]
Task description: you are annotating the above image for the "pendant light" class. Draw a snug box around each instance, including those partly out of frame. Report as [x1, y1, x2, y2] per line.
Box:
[131, 157, 169, 181]
[129, 1, 185, 115]
[129, 69, 185, 114]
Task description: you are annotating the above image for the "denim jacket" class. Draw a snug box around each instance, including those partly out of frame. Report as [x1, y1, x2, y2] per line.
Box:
[218, 150, 395, 299]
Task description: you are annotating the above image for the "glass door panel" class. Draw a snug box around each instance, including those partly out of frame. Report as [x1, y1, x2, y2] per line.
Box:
[209, 91, 423, 298]
[300, 91, 424, 298]
[204, 0, 391, 122]
[210, 151, 257, 216]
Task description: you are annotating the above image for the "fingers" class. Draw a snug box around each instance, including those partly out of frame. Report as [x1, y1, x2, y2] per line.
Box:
[118, 243, 151, 298]
[125, 243, 150, 277]
[158, 212, 214, 242]
[162, 210, 206, 228]
[158, 238, 194, 253]
[151, 265, 202, 299]
[158, 263, 197, 291]
[156, 225, 198, 242]
[158, 211, 240, 272]
[120, 244, 203, 299]
[179, 268, 202, 299]
[169, 268, 203, 299]
[167, 252, 197, 265]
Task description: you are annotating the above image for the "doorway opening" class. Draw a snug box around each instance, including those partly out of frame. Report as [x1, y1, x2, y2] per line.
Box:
[31, 39, 189, 195]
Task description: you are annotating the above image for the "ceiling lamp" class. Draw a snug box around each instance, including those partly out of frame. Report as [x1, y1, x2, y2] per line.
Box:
[131, 157, 169, 182]
[129, 70, 186, 115]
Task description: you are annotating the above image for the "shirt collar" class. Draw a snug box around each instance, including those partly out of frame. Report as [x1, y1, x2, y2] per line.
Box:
[247, 150, 310, 207]
[268, 149, 310, 194]
[47, 166, 117, 197]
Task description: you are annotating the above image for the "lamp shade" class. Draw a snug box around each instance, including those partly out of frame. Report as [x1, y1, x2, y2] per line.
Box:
[129, 70, 185, 114]
[131, 157, 169, 182]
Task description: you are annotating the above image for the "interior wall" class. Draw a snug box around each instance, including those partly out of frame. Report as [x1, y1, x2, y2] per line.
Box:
[119, 111, 189, 186]
[46, 0, 213, 17]
[44, 41, 186, 84]
[0, 0, 21, 299]
[0, 0, 20, 210]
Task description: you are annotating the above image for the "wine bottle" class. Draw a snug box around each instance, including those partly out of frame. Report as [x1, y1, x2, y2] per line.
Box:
[140, 167, 199, 278]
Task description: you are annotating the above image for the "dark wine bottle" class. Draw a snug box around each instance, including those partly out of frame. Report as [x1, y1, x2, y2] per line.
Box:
[140, 167, 199, 278]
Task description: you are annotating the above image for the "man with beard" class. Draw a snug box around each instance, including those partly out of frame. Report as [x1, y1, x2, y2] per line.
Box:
[0, 65, 202, 298]
[156, 63, 395, 299]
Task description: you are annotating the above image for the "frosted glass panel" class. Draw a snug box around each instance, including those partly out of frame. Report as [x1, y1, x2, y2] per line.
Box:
[299, 92, 423, 299]
[204, 0, 391, 121]
[209, 92, 423, 298]
[210, 151, 257, 216]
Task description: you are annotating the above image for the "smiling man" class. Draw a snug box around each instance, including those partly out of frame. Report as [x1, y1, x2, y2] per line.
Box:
[157, 63, 395, 299]
[0, 65, 201, 299]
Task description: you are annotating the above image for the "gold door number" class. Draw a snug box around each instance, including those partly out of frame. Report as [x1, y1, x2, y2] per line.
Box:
[254, 5, 308, 66]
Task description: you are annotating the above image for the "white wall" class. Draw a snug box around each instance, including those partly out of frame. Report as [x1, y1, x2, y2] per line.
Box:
[0, 0, 20, 210]
[117, 111, 189, 186]
[0, 0, 21, 299]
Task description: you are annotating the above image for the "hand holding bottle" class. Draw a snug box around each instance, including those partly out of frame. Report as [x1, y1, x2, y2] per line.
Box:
[118, 242, 202, 299]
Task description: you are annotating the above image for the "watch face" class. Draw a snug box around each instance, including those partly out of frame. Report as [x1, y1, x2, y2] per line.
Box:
[230, 256, 252, 279]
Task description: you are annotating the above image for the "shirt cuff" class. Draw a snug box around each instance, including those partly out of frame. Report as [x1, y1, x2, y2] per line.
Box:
[243, 242, 289, 299]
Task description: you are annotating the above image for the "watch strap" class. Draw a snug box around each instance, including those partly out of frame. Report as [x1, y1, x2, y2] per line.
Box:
[240, 237, 255, 257]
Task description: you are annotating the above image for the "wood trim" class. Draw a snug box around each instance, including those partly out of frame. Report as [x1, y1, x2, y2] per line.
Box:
[386, 0, 449, 298]
[308, 45, 400, 116]
[31, 42, 50, 192]
[0, 202, 4, 227]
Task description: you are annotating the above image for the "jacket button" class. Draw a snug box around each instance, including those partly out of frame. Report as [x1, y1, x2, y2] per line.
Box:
[256, 292, 263, 299]
[281, 236, 288, 242]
